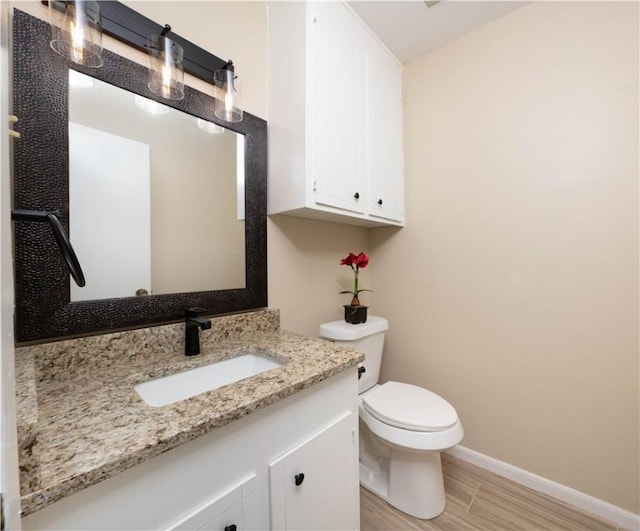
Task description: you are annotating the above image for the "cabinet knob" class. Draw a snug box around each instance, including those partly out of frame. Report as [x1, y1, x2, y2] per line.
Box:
[358, 366, 366, 380]
[294, 473, 305, 486]
[377, 199, 383, 206]
[354, 192, 360, 200]
[224, 525, 237, 531]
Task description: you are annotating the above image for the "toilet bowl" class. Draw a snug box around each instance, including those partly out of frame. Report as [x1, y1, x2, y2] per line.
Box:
[319, 316, 463, 519]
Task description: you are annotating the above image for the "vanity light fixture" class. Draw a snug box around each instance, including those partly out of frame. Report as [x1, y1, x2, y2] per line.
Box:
[49, 0, 104, 68]
[214, 61, 243, 123]
[147, 24, 185, 101]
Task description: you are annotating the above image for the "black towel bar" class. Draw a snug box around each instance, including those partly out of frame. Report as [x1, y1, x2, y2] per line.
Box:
[12, 209, 86, 287]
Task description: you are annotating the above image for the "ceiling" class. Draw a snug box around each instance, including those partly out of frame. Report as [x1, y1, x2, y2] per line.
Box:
[348, 1, 528, 64]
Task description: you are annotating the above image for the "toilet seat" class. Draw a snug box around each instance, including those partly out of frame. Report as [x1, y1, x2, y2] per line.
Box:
[359, 402, 464, 452]
[362, 382, 458, 432]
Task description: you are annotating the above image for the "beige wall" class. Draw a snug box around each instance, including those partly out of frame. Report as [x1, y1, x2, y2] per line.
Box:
[269, 215, 371, 337]
[371, 1, 639, 513]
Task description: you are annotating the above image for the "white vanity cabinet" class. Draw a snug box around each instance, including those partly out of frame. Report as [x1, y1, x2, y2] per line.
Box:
[267, 1, 404, 227]
[21, 370, 360, 531]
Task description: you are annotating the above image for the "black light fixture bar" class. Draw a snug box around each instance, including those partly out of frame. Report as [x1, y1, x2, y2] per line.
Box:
[44, 1, 228, 83]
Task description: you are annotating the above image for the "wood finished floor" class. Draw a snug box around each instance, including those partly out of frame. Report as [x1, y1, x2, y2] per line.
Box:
[360, 454, 621, 531]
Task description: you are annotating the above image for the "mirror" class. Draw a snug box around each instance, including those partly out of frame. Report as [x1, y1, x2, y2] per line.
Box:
[12, 10, 267, 344]
[68, 71, 246, 301]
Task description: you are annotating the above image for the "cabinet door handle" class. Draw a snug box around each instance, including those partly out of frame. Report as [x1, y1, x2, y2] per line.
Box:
[294, 473, 305, 486]
[354, 193, 360, 200]
[377, 199, 383, 206]
[358, 366, 366, 380]
[224, 525, 237, 531]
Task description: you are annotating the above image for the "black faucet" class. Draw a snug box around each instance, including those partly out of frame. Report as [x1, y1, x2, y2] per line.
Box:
[185, 307, 212, 356]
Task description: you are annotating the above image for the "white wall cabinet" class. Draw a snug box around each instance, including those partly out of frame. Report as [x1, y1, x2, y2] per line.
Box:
[268, 1, 404, 227]
[22, 371, 360, 531]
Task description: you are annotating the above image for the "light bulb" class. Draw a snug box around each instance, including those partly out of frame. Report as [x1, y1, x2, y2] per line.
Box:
[161, 61, 172, 99]
[70, 19, 85, 63]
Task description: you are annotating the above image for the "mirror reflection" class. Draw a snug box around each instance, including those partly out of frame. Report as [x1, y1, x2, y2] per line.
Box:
[68, 70, 246, 301]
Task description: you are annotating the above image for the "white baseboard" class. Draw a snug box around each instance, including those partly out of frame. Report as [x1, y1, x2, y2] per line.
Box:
[446, 445, 640, 531]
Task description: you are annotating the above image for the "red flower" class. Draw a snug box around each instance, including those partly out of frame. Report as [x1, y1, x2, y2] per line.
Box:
[339, 252, 371, 306]
[340, 252, 369, 269]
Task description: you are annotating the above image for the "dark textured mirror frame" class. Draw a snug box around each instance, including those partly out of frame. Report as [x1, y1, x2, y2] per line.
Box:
[12, 9, 268, 344]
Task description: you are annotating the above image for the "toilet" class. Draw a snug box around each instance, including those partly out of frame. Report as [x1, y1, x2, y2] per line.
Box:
[319, 315, 463, 519]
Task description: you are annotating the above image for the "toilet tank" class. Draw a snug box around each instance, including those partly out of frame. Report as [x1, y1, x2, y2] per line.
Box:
[318, 316, 389, 393]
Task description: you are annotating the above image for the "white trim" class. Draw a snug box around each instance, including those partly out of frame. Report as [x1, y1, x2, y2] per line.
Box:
[446, 446, 640, 531]
[1, 3, 21, 529]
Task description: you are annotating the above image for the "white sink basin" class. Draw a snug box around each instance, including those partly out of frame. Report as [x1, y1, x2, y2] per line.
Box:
[135, 353, 284, 407]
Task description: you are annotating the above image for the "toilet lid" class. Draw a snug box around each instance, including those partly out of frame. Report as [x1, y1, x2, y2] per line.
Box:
[362, 382, 458, 432]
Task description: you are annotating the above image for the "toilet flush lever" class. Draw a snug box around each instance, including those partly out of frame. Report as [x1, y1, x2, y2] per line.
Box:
[358, 366, 366, 380]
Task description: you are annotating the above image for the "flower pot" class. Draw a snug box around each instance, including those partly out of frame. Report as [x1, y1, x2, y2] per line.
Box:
[344, 305, 368, 324]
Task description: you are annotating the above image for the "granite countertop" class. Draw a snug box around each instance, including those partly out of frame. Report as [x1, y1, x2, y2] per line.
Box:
[15, 309, 364, 517]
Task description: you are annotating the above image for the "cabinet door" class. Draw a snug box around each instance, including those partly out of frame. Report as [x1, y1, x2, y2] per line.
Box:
[309, 3, 367, 215]
[169, 474, 259, 531]
[368, 42, 404, 223]
[269, 412, 358, 530]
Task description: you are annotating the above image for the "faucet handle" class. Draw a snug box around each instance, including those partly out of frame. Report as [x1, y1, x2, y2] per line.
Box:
[185, 307, 207, 318]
